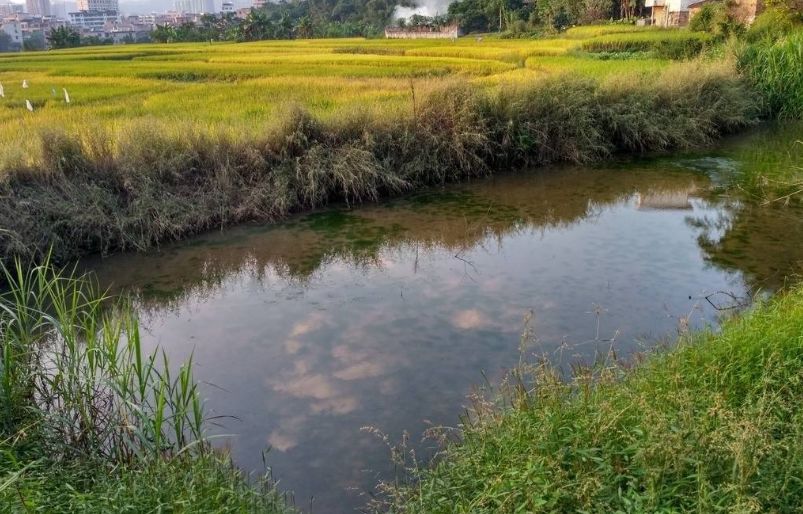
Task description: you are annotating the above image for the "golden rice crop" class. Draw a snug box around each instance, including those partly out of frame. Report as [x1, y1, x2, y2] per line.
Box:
[0, 28, 693, 172]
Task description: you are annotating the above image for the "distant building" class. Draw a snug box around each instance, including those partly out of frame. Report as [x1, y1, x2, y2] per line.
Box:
[76, 0, 118, 12]
[25, 0, 50, 16]
[221, 1, 234, 13]
[385, 24, 460, 39]
[252, 0, 266, 8]
[645, 0, 763, 26]
[644, 0, 692, 26]
[175, 0, 214, 14]
[0, 18, 22, 49]
[0, 3, 24, 16]
[69, 9, 118, 29]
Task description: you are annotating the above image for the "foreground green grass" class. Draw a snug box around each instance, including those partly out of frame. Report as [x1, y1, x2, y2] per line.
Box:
[0, 452, 292, 513]
[0, 261, 293, 513]
[383, 288, 803, 513]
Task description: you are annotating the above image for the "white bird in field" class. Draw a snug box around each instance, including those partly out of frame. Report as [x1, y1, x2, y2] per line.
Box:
[22, 80, 28, 89]
[51, 88, 56, 96]
[0, 82, 4, 98]
[63, 88, 70, 103]
[25, 100, 33, 112]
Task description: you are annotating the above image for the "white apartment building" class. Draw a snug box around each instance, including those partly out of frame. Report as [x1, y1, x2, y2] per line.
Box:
[76, 0, 118, 12]
[0, 18, 22, 46]
[25, 0, 50, 16]
[69, 9, 118, 28]
[174, 0, 214, 14]
[644, 0, 692, 26]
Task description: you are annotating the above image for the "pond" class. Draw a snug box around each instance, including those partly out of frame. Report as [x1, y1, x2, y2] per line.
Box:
[84, 122, 803, 513]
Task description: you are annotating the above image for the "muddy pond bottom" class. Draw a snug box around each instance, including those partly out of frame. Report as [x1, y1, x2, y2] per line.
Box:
[85, 124, 803, 513]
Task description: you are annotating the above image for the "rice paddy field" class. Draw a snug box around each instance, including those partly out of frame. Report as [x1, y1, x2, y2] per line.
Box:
[0, 26, 694, 169]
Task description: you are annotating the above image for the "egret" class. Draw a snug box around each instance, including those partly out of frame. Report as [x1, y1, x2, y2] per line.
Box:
[0, 82, 4, 98]
[25, 100, 33, 112]
[22, 80, 28, 89]
[63, 88, 70, 103]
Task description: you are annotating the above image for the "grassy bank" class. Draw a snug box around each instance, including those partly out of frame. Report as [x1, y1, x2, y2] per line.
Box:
[0, 58, 758, 263]
[381, 286, 803, 513]
[0, 259, 293, 512]
[738, 30, 803, 119]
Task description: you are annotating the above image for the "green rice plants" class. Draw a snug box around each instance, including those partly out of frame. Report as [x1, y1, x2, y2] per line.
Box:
[580, 31, 712, 59]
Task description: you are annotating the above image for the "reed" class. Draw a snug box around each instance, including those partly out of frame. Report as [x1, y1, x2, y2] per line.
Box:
[737, 30, 803, 119]
[0, 257, 292, 512]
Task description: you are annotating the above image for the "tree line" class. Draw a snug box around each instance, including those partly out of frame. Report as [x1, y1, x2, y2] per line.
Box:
[35, 0, 803, 48]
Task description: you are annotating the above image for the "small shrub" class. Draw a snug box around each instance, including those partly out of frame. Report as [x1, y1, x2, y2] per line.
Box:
[745, 8, 798, 43]
[688, 1, 745, 39]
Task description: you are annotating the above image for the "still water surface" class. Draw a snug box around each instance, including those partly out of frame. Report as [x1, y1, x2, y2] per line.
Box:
[86, 124, 803, 513]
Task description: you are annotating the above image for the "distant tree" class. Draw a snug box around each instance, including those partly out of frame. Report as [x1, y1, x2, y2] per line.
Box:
[174, 22, 204, 41]
[238, 9, 273, 40]
[47, 26, 81, 49]
[81, 35, 113, 46]
[294, 15, 314, 38]
[537, 0, 583, 28]
[618, 0, 637, 19]
[448, 0, 493, 32]
[408, 14, 431, 26]
[23, 32, 46, 51]
[151, 24, 176, 43]
[688, 1, 745, 38]
[448, 0, 531, 33]
[583, 0, 614, 22]
[215, 12, 241, 40]
[0, 32, 14, 52]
